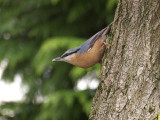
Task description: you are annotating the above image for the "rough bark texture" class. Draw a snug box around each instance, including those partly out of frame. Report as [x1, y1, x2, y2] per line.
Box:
[89, 0, 160, 120]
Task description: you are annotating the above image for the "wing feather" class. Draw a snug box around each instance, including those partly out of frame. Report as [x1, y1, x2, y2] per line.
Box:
[77, 27, 108, 55]
[78, 23, 112, 55]
[61, 23, 112, 57]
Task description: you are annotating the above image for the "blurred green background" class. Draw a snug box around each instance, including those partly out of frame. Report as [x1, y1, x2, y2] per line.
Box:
[0, 0, 117, 119]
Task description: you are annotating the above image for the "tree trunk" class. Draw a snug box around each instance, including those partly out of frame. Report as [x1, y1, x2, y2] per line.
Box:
[89, 0, 160, 120]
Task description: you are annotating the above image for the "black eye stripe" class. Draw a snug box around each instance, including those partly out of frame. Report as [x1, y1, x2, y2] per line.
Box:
[61, 53, 69, 58]
[64, 54, 68, 57]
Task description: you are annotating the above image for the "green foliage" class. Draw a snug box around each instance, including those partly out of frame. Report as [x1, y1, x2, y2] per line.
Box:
[36, 90, 92, 120]
[33, 37, 84, 75]
[0, 0, 117, 119]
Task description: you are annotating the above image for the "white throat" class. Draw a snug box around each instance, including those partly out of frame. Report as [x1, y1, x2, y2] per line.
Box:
[63, 54, 75, 62]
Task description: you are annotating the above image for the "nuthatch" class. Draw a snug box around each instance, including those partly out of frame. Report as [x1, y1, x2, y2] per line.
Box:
[52, 23, 112, 68]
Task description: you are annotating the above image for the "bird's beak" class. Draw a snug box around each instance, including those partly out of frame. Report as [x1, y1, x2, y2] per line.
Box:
[52, 57, 63, 62]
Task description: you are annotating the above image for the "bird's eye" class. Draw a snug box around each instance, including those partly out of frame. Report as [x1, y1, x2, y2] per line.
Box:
[64, 54, 68, 57]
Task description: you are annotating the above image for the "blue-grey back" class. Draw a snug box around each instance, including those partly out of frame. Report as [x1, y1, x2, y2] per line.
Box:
[61, 26, 109, 58]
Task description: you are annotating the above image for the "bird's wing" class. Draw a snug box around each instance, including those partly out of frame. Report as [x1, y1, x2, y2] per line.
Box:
[60, 31, 103, 58]
[77, 24, 111, 55]
[61, 46, 81, 58]
[61, 23, 112, 57]
[77, 32, 101, 55]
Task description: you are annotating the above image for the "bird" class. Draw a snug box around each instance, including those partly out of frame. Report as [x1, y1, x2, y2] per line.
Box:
[52, 23, 112, 68]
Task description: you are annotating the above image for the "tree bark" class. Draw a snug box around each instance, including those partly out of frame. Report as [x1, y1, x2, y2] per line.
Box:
[89, 0, 160, 120]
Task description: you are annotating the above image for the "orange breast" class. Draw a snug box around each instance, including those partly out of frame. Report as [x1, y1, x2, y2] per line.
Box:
[68, 38, 106, 68]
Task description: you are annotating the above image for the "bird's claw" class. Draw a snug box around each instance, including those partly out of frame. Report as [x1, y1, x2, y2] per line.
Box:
[103, 42, 110, 48]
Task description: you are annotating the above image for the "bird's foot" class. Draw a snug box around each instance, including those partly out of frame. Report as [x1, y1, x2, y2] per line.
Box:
[98, 72, 103, 79]
[103, 42, 110, 48]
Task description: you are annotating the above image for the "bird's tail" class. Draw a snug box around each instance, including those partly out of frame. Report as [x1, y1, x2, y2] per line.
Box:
[101, 22, 113, 40]
[102, 22, 113, 36]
